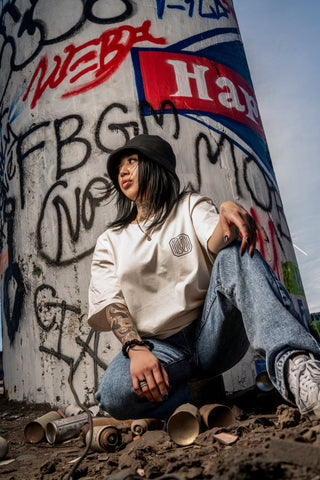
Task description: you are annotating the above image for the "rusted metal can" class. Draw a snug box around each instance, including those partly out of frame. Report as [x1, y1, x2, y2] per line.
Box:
[199, 404, 235, 429]
[86, 425, 121, 452]
[167, 403, 201, 446]
[81, 417, 130, 441]
[0, 436, 8, 460]
[45, 412, 89, 444]
[24, 411, 63, 443]
[130, 418, 163, 436]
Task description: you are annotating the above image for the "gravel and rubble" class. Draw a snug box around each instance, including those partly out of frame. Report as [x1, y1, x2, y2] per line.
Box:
[1, 389, 320, 480]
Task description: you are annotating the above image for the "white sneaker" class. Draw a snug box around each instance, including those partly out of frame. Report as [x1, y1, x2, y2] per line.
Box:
[287, 354, 320, 419]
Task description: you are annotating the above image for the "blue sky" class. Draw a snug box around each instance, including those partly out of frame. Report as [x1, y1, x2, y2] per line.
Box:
[234, 0, 320, 314]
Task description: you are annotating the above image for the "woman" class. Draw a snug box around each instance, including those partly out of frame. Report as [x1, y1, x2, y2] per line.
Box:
[88, 134, 320, 420]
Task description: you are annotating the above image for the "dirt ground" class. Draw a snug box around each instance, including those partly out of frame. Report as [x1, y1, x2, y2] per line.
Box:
[1, 388, 320, 480]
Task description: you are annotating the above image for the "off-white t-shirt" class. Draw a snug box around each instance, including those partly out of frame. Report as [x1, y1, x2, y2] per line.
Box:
[88, 193, 219, 339]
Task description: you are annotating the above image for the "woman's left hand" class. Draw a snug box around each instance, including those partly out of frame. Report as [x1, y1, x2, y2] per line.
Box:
[219, 201, 268, 257]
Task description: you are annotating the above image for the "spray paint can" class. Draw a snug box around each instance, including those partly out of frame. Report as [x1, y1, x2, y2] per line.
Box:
[88, 405, 100, 417]
[24, 411, 63, 443]
[86, 425, 121, 452]
[252, 355, 274, 392]
[64, 405, 83, 417]
[256, 371, 274, 392]
[45, 412, 89, 444]
[81, 417, 131, 441]
[130, 418, 163, 436]
[199, 404, 235, 429]
[64, 404, 99, 417]
[167, 403, 201, 446]
[0, 436, 8, 460]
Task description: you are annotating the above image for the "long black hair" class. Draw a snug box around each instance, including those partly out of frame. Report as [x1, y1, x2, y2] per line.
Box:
[108, 151, 189, 232]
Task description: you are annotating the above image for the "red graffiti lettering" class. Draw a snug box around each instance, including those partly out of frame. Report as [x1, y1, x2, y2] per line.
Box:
[0, 247, 8, 277]
[268, 219, 281, 280]
[23, 21, 166, 109]
[250, 208, 281, 280]
[250, 207, 266, 259]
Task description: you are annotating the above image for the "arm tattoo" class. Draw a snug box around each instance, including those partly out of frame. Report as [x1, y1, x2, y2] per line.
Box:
[106, 303, 140, 344]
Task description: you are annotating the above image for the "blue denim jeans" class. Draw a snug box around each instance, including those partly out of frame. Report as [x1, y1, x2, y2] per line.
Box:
[96, 242, 320, 419]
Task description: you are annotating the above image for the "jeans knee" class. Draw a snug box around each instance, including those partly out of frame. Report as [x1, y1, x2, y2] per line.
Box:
[96, 382, 134, 419]
[213, 242, 241, 277]
[217, 241, 240, 260]
[95, 367, 136, 419]
[98, 397, 127, 420]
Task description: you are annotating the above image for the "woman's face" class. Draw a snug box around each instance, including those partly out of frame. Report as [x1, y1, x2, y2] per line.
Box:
[118, 152, 140, 201]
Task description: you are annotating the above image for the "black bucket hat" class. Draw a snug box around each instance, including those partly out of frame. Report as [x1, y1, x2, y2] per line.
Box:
[107, 134, 176, 188]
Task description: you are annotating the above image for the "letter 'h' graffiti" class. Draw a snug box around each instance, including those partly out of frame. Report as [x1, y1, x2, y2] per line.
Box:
[167, 60, 213, 100]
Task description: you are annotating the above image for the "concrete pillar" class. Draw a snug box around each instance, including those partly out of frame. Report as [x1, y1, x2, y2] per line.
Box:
[0, 0, 309, 404]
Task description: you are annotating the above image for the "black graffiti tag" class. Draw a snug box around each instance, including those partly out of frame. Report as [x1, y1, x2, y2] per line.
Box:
[34, 284, 108, 388]
[3, 197, 25, 342]
[37, 177, 111, 266]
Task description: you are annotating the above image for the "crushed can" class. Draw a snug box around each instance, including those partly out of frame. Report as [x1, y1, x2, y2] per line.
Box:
[45, 412, 89, 444]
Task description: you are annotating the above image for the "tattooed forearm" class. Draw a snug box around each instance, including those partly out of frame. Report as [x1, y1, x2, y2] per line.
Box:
[106, 303, 141, 344]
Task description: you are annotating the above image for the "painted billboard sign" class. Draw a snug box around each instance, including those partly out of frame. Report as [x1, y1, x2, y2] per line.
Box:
[132, 38, 273, 180]
[0, 0, 308, 404]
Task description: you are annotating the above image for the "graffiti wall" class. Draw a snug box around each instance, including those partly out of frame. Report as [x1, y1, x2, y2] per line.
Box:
[0, 0, 309, 404]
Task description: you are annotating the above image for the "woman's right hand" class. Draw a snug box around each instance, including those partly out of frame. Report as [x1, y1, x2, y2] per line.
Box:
[105, 303, 169, 402]
[128, 346, 170, 403]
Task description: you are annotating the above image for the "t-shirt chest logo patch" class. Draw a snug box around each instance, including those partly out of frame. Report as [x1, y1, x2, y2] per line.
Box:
[169, 234, 192, 257]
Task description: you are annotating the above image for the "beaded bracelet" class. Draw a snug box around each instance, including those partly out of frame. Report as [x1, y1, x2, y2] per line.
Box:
[122, 339, 154, 358]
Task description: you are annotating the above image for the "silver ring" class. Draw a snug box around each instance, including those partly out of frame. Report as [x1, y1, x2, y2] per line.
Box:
[139, 380, 148, 389]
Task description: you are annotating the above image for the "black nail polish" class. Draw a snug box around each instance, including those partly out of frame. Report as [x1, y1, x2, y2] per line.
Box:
[163, 394, 168, 401]
[224, 234, 229, 244]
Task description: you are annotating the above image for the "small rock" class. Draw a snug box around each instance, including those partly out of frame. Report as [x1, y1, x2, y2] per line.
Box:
[276, 405, 301, 428]
[213, 432, 238, 445]
[232, 405, 247, 421]
[40, 460, 56, 474]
